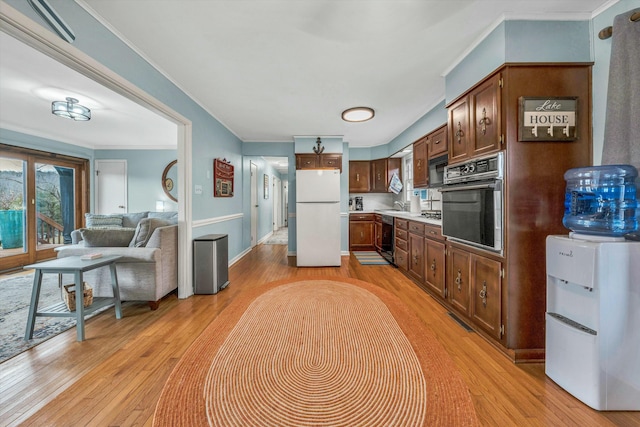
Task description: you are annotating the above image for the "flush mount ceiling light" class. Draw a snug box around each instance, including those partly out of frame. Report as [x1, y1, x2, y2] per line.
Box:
[342, 107, 375, 122]
[51, 97, 91, 121]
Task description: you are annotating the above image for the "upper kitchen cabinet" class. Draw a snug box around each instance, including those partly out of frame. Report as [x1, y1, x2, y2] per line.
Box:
[448, 73, 502, 164]
[371, 158, 401, 193]
[349, 161, 371, 192]
[412, 135, 429, 188]
[296, 153, 342, 172]
[428, 125, 448, 159]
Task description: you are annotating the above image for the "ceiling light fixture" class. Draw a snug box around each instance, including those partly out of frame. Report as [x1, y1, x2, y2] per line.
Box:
[342, 107, 375, 122]
[51, 97, 91, 121]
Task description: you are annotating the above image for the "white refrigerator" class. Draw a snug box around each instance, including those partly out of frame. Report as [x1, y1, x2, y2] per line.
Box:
[296, 169, 341, 267]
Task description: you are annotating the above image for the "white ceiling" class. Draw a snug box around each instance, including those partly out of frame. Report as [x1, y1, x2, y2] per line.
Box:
[1, 0, 613, 155]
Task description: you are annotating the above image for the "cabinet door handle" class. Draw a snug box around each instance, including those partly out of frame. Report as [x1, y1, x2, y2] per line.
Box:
[430, 259, 436, 272]
[455, 121, 464, 143]
[478, 107, 491, 135]
[360, 232, 364, 238]
[455, 269, 462, 291]
[356, 173, 360, 181]
[479, 280, 488, 306]
[417, 159, 421, 167]
[377, 173, 381, 181]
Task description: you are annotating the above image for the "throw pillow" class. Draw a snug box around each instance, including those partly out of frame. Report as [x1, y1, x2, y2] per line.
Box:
[122, 211, 149, 228]
[80, 228, 136, 247]
[85, 213, 123, 228]
[148, 211, 178, 224]
[129, 218, 171, 248]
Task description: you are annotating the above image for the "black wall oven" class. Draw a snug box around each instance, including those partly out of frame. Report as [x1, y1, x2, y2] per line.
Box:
[440, 152, 504, 253]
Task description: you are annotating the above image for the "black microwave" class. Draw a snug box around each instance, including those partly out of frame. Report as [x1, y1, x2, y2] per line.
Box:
[428, 154, 447, 188]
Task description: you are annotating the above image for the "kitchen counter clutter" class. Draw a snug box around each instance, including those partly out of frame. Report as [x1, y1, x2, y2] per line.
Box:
[357, 209, 443, 226]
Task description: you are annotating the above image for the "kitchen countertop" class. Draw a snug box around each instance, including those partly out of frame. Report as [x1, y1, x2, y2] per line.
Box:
[349, 210, 442, 227]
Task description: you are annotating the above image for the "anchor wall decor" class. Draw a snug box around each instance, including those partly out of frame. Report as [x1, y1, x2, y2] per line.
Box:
[313, 137, 325, 154]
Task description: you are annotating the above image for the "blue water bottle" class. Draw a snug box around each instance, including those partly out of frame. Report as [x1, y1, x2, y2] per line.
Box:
[562, 164, 638, 236]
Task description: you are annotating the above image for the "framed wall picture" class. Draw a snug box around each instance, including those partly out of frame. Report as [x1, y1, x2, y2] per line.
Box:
[214, 158, 234, 197]
[264, 174, 269, 199]
[518, 97, 578, 142]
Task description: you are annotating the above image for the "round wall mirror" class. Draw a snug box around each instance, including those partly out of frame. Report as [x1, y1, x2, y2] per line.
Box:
[162, 160, 177, 202]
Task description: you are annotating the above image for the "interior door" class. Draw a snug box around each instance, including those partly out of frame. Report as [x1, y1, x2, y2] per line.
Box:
[250, 162, 258, 248]
[95, 160, 127, 214]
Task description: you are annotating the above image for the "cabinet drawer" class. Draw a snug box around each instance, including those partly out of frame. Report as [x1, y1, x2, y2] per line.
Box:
[395, 218, 409, 230]
[429, 125, 448, 158]
[408, 221, 425, 236]
[395, 237, 408, 251]
[320, 154, 342, 171]
[350, 213, 374, 222]
[424, 223, 443, 241]
[395, 248, 408, 271]
[395, 228, 408, 241]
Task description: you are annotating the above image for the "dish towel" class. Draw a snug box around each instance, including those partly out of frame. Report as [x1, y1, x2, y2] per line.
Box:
[602, 8, 640, 173]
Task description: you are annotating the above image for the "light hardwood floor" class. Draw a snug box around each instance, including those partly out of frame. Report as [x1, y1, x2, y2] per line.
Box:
[0, 244, 638, 426]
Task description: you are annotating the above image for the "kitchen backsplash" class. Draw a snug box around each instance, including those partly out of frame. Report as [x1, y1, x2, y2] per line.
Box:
[349, 189, 442, 212]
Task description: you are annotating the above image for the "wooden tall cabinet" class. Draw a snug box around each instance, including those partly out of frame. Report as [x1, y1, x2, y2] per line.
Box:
[441, 63, 593, 362]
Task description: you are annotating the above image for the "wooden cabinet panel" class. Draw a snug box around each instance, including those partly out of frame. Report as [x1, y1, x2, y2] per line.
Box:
[349, 213, 374, 251]
[448, 97, 470, 164]
[296, 154, 318, 169]
[408, 221, 425, 236]
[395, 228, 408, 241]
[424, 223, 443, 241]
[320, 154, 342, 171]
[348, 161, 371, 192]
[413, 137, 428, 188]
[395, 237, 408, 251]
[297, 154, 342, 171]
[395, 218, 408, 230]
[395, 247, 408, 272]
[448, 246, 471, 315]
[470, 73, 502, 157]
[424, 239, 446, 298]
[371, 158, 401, 193]
[471, 255, 502, 339]
[408, 232, 425, 283]
[428, 125, 448, 158]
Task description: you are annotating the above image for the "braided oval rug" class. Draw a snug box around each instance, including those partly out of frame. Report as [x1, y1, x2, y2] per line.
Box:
[153, 277, 479, 426]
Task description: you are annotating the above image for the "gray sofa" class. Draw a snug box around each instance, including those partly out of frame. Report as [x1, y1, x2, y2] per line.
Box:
[56, 211, 178, 310]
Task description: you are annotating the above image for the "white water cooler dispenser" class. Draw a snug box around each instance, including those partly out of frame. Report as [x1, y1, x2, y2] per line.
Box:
[545, 234, 640, 410]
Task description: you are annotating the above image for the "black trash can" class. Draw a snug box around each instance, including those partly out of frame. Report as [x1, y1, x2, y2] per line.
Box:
[193, 234, 229, 294]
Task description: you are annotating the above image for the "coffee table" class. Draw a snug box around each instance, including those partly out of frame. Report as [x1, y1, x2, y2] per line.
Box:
[24, 255, 123, 341]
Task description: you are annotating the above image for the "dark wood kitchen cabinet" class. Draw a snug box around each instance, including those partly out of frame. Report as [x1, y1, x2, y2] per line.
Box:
[371, 158, 401, 193]
[428, 124, 448, 159]
[440, 63, 593, 362]
[447, 246, 471, 316]
[296, 153, 342, 172]
[448, 73, 502, 164]
[424, 238, 446, 299]
[412, 135, 429, 188]
[374, 214, 382, 251]
[407, 221, 425, 283]
[349, 161, 371, 192]
[349, 213, 374, 251]
[470, 254, 502, 340]
[394, 219, 409, 272]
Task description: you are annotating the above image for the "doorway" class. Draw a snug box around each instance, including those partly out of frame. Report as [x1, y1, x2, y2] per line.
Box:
[0, 144, 89, 271]
[250, 162, 258, 248]
[95, 160, 127, 214]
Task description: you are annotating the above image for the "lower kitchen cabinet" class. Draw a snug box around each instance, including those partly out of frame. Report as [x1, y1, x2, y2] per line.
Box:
[424, 239, 445, 298]
[394, 219, 409, 272]
[349, 213, 374, 251]
[374, 214, 382, 251]
[470, 254, 502, 339]
[447, 246, 471, 315]
[407, 222, 425, 283]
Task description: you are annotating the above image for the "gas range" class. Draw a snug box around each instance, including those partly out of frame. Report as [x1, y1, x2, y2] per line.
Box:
[421, 210, 442, 220]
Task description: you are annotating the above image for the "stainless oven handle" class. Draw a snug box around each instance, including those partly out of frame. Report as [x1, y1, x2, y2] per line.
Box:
[440, 182, 499, 192]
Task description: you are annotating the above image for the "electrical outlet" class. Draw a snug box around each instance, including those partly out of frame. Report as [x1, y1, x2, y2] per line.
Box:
[194, 184, 203, 195]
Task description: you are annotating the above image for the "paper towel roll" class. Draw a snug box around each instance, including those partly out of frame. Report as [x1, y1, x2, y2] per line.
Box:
[410, 195, 421, 213]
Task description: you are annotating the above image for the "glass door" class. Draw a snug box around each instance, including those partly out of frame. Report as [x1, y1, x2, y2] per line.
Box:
[0, 156, 27, 265]
[0, 145, 88, 271]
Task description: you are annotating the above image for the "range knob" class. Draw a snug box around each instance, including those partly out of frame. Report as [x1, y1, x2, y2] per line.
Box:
[468, 163, 476, 173]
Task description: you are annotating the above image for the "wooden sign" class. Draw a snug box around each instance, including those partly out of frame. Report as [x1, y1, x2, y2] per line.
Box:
[519, 97, 578, 142]
[214, 158, 234, 197]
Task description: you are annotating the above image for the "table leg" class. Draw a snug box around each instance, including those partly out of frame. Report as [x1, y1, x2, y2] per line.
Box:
[109, 263, 122, 319]
[24, 269, 43, 340]
[75, 270, 85, 341]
